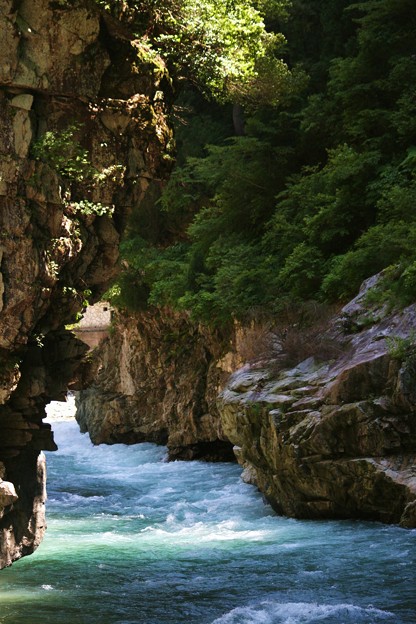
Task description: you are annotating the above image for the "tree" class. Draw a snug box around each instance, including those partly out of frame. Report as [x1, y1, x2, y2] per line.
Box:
[107, 0, 416, 322]
[97, 0, 292, 103]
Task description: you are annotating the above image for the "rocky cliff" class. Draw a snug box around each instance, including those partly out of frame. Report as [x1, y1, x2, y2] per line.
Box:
[219, 278, 416, 528]
[76, 277, 416, 528]
[76, 309, 235, 460]
[0, 0, 171, 568]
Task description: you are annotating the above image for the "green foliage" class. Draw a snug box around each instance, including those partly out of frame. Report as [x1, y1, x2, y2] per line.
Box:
[69, 200, 114, 218]
[95, 0, 292, 103]
[31, 123, 95, 182]
[277, 243, 327, 300]
[322, 222, 416, 301]
[105, 271, 151, 312]
[178, 238, 274, 324]
[157, 0, 284, 100]
[386, 332, 416, 361]
[358, 260, 416, 312]
[105, 236, 188, 312]
[110, 0, 416, 325]
[264, 144, 382, 277]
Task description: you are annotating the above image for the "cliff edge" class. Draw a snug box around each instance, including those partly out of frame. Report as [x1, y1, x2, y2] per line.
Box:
[76, 267, 416, 528]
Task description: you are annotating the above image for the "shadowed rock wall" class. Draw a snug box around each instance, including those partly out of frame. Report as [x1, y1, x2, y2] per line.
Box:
[0, 0, 171, 568]
[76, 309, 236, 461]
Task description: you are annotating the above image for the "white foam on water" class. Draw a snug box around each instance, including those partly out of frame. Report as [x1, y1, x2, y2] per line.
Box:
[45, 394, 76, 422]
[2, 420, 413, 624]
[51, 493, 106, 504]
[138, 520, 270, 543]
[211, 601, 395, 624]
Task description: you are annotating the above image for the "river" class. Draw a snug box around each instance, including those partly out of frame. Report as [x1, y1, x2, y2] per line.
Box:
[0, 418, 415, 623]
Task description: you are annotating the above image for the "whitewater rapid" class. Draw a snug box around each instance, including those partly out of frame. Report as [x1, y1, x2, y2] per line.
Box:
[0, 416, 415, 623]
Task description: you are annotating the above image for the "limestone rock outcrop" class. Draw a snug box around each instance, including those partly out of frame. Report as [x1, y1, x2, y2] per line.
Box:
[76, 310, 235, 461]
[219, 281, 416, 527]
[0, 0, 171, 568]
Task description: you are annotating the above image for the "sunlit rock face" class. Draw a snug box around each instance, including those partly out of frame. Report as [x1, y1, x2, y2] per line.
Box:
[219, 279, 416, 527]
[0, 0, 172, 568]
[76, 309, 236, 462]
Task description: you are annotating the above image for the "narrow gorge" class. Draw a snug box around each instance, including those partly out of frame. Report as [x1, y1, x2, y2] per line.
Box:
[0, 2, 415, 622]
[77, 277, 416, 528]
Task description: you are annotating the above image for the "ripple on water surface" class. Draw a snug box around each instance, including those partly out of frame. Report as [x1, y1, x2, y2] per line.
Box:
[0, 419, 415, 624]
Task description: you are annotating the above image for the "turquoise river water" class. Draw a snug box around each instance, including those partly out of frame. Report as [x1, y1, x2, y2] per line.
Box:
[0, 419, 415, 624]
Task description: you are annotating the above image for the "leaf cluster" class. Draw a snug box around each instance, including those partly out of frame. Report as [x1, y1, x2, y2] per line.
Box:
[31, 123, 95, 182]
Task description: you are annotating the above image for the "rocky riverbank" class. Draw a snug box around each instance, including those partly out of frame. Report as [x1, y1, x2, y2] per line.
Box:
[219, 279, 416, 527]
[76, 277, 416, 527]
[76, 309, 236, 461]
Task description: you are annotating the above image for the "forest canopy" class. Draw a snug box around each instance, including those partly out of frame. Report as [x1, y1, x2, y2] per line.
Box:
[106, 0, 416, 325]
